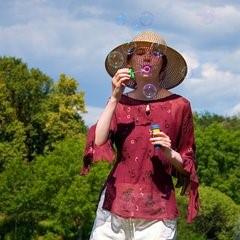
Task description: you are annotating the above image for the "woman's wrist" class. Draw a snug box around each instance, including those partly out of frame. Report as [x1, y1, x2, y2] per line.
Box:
[168, 149, 183, 163]
[109, 95, 118, 102]
[165, 148, 187, 174]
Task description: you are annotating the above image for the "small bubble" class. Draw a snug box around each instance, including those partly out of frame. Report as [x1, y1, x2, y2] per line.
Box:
[130, 21, 144, 36]
[143, 84, 158, 99]
[107, 51, 124, 68]
[139, 11, 154, 26]
[201, 7, 215, 24]
[115, 13, 127, 25]
[153, 42, 167, 56]
[121, 41, 137, 55]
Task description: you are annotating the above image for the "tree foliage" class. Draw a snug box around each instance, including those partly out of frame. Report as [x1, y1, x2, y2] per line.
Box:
[194, 112, 240, 204]
[0, 56, 87, 166]
[176, 186, 240, 240]
[0, 138, 112, 240]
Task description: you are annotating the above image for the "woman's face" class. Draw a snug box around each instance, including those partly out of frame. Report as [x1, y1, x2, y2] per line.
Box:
[128, 43, 164, 79]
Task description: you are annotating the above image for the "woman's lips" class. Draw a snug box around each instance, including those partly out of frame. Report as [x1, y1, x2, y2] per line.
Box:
[141, 65, 151, 73]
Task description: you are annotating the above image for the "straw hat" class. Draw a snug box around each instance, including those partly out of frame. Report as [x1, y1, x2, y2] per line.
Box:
[105, 31, 187, 89]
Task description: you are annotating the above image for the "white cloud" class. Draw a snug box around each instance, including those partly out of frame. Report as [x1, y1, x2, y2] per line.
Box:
[69, 4, 104, 17]
[215, 5, 240, 29]
[180, 61, 240, 115]
[181, 52, 200, 79]
[228, 103, 240, 116]
[186, 63, 240, 98]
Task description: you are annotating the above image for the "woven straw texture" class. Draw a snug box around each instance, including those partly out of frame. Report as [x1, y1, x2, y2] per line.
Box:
[105, 31, 187, 89]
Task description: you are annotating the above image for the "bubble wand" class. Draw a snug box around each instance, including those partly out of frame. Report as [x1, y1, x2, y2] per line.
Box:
[129, 64, 152, 79]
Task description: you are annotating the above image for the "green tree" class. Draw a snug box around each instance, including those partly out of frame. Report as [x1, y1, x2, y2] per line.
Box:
[177, 186, 240, 240]
[194, 186, 240, 240]
[0, 56, 89, 239]
[193, 111, 240, 130]
[194, 113, 240, 204]
[0, 57, 53, 162]
[0, 57, 87, 165]
[43, 73, 87, 151]
[0, 137, 112, 240]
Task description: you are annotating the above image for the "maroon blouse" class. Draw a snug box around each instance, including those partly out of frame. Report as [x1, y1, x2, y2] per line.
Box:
[81, 94, 199, 223]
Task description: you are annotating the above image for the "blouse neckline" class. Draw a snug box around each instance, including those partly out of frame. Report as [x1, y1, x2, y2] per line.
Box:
[121, 93, 180, 104]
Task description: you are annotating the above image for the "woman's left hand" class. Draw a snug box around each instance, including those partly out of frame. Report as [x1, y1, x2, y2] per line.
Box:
[149, 131, 172, 151]
[150, 130, 186, 172]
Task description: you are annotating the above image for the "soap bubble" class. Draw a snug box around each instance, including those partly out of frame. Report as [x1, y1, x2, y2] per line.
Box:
[129, 21, 144, 36]
[201, 7, 215, 24]
[121, 41, 137, 55]
[107, 51, 124, 68]
[152, 42, 167, 56]
[139, 11, 154, 26]
[115, 13, 127, 25]
[143, 84, 158, 99]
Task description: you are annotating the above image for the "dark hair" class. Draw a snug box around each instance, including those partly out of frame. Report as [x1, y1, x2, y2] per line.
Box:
[161, 55, 168, 73]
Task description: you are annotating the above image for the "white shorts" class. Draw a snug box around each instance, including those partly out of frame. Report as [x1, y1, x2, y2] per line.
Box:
[89, 189, 177, 240]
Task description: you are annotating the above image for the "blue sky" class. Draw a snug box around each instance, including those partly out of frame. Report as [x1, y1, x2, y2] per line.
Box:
[1, 0, 240, 126]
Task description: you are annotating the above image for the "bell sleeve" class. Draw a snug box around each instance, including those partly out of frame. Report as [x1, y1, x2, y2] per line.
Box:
[80, 123, 116, 175]
[174, 101, 200, 223]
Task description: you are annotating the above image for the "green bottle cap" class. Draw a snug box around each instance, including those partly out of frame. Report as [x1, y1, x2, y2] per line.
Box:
[129, 68, 135, 79]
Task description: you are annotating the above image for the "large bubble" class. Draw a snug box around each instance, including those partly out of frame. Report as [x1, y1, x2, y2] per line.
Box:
[107, 51, 124, 68]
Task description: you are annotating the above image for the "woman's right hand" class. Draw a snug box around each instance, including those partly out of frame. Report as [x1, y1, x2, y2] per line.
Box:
[112, 68, 131, 101]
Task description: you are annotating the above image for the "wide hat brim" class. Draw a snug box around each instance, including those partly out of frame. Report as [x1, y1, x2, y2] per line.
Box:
[105, 40, 188, 90]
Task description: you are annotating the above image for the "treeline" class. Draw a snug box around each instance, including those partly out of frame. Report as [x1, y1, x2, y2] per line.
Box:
[0, 57, 239, 240]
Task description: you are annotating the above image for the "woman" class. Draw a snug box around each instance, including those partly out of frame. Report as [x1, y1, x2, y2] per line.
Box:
[81, 31, 199, 240]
